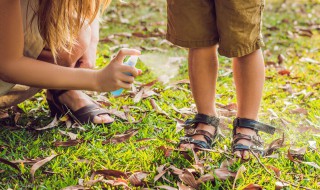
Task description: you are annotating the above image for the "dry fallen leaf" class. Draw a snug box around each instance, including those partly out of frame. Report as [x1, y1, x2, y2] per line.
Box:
[54, 139, 84, 147]
[35, 116, 59, 130]
[0, 157, 20, 173]
[158, 146, 173, 158]
[177, 182, 195, 190]
[61, 185, 87, 190]
[30, 154, 58, 181]
[155, 185, 178, 190]
[264, 133, 285, 156]
[213, 168, 236, 181]
[243, 183, 263, 190]
[275, 181, 289, 190]
[232, 165, 247, 189]
[266, 165, 281, 177]
[178, 169, 198, 189]
[103, 129, 139, 144]
[128, 172, 148, 186]
[290, 108, 308, 115]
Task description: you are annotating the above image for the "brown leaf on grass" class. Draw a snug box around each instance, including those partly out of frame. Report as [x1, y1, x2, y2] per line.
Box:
[217, 109, 237, 117]
[232, 165, 247, 189]
[155, 185, 178, 190]
[243, 183, 263, 190]
[287, 149, 298, 163]
[105, 109, 127, 120]
[264, 133, 285, 156]
[35, 116, 59, 130]
[90, 169, 128, 180]
[278, 69, 290, 76]
[275, 181, 289, 190]
[61, 185, 87, 190]
[279, 84, 293, 94]
[278, 54, 285, 64]
[289, 147, 307, 161]
[30, 154, 58, 181]
[170, 79, 191, 86]
[213, 168, 236, 180]
[128, 172, 148, 186]
[178, 169, 198, 189]
[150, 99, 170, 118]
[140, 79, 158, 88]
[135, 138, 156, 142]
[217, 103, 237, 111]
[296, 28, 313, 37]
[11, 158, 42, 165]
[158, 146, 173, 158]
[54, 139, 84, 147]
[266, 165, 281, 177]
[0, 110, 9, 119]
[177, 182, 195, 190]
[175, 118, 185, 133]
[290, 108, 308, 115]
[59, 130, 77, 140]
[0, 157, 21, 173]
[301, 162, 320, 169]
[265, 61, 277, 67]
[154, 164, 169, 182]
[220, 158, 237, 169]
[103, 178, 130, 189]
[103, 129, 139, 144]
[196, 173, 215, 184]
[14, 112, 21, 124]
[169, 165, 184, 175]
[133, 86, 158, 103]
[172, 105, 195, 116]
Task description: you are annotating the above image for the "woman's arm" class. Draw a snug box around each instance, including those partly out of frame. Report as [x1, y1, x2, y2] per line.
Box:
[77, 12, 101, 68]
[0, 1, 140, 92]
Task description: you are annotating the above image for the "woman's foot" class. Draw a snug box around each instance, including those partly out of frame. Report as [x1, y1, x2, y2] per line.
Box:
[47, 90, 114, 124]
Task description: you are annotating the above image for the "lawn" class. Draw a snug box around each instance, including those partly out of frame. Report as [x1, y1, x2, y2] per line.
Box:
[1, 0, 320, 189]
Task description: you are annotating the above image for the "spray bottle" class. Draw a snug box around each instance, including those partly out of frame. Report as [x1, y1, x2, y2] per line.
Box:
[111, 56, 139, 96]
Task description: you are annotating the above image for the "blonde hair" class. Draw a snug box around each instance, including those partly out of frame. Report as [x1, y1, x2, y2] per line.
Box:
[33, 0, 111, 62]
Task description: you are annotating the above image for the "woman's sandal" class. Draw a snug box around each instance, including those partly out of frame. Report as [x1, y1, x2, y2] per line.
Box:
[179, 113, 220, 150]
[232, 117, 275, 159]
[47, 90, 114, 125]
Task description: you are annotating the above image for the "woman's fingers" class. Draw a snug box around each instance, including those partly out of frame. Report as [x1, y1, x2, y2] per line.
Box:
[113, 48, 141, 63]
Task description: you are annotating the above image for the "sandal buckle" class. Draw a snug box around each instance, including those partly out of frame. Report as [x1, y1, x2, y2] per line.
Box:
[180, 137, 194, 143]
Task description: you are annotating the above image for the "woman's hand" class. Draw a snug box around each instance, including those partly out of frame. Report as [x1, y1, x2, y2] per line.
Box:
[95, 48, 142, 92]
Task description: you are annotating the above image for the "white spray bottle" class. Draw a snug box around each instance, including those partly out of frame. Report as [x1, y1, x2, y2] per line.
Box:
[111, 56, 139, 96]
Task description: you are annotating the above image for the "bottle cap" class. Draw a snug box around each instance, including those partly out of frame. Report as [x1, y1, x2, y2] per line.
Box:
[126, 56, 139, 66]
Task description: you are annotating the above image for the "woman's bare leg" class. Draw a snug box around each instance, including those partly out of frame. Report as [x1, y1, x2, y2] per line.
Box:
[232, 49, 265, 159]
[40, 26, 113, 124]
[180, 45, 219, 149]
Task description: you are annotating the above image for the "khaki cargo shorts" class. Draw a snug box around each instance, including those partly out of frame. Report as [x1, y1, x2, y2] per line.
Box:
[166, 0, 265, 58]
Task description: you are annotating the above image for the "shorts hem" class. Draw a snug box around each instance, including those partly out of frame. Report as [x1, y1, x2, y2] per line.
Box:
[218, 39, 264, 58]
[166, 34, 219, 48]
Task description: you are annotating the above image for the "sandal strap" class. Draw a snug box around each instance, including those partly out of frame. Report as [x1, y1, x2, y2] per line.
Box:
[232, 143, 264, 155]
[47, 90, 68, 105]
[184, 114, 220, 130]
[233, 117, 275, 135]
[185, 129, 214, 145]
[179, 137, 211, 149]
[72, 104, 109, 123]
[233, 133, 263, 146]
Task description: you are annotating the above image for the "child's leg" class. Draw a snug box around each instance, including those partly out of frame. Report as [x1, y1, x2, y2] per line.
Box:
[232, 49, 265, 159]
[180, 45, 219, 149]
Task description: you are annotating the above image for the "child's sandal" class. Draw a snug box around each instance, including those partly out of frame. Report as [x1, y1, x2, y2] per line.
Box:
[232, 117, 275, 159]
[179, 114, 220, 150]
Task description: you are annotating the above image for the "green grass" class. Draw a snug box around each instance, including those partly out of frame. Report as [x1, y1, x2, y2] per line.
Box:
[1, 0, 320, 189]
